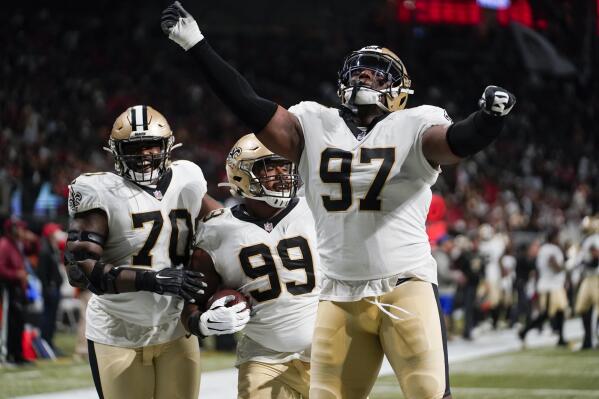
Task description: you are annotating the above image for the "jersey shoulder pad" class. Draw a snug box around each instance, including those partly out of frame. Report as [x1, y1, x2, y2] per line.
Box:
[171, 160, 206, 182]
[399, 105, 452, 126]
[288, 101, 329, 118]
[193, 208, 231, 250]
[170, 160, 207, 200]
[202, 207, 228, 223]
[68, 172, 118, 216]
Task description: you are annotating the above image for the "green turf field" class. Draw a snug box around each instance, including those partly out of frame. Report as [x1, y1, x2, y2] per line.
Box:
[0, 333, 236, 399]
[2, 332, 598, 399]
[370, 347, 599, 398]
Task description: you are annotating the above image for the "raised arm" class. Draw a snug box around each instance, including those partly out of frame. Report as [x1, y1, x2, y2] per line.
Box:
[422, 85, 516, 165]
[66, 209, 206, 302]
[161, 1, 303, 163]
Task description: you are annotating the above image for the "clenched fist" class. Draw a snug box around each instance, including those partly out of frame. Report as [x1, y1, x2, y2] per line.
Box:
[161, 1, 204, 51]
[478, 85, 516, 117]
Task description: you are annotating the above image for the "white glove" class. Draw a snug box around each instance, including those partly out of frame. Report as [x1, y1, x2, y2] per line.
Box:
[199, 295, 250, 336]
[161, 1, 204, 51]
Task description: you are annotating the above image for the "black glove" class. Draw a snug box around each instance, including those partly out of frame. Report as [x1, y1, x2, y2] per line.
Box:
[478, 85, 516, 117]
[137, 267, 207, 303]
[65, 265, 89, 289]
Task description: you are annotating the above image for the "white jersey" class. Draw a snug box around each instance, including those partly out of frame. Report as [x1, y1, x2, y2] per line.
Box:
[195, 198, 319, 364]
[579, 234, 599, 276]
[67, 160, 207, 347]
[500, 254, 516, 292]
[479, 235, 507, 283]
[536, 243, 565, 292]
[289, 101, 451, 300]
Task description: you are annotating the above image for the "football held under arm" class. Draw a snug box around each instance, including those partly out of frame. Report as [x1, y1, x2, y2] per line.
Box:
[182, 247, 250, 337]
[181, 247, 220, 336]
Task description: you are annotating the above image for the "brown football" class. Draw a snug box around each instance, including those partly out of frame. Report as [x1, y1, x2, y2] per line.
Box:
[205, 289, 251, 311]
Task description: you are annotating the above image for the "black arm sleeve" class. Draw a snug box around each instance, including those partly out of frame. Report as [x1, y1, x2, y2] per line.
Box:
[445, 109, 505, 158]
[188, 40, 278, 133]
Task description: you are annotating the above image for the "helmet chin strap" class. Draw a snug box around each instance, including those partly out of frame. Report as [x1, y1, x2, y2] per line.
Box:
[127, 168, 160, 186]
[342, 85, 414, 114]
[342, 82, 360, 114]
[261, 187, 292, 208]
[216, 182, 292, 208]
[343, 85, 390, 114]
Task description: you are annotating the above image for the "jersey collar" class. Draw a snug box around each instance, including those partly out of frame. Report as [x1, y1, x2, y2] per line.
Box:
[230, 198, 300, 232]
[135, 169, 173, 201]
[338, 107, 392, 141]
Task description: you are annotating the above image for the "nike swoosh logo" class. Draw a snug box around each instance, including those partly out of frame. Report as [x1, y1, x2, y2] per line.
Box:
[156, 275, 173, 280]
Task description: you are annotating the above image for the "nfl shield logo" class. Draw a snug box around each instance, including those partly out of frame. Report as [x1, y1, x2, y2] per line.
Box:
[153, 190, 163, 200]
[264, 222, 274, 232]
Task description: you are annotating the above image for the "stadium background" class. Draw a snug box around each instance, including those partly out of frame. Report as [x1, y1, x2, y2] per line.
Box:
[1, 0, 598, 398]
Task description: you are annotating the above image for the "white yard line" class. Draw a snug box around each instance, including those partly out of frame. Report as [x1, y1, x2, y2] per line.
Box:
[450, 387, 599, 397]
[14, 319, 584, 399]
[374, 384, 599, 397]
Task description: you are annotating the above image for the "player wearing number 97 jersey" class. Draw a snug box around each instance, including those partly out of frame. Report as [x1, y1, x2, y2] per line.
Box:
[182, 134, 319, 399]
[66, 105, 221, 399]
[162, 4, 516, 397]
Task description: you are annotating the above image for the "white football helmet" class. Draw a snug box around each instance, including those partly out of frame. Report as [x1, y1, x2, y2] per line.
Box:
[219, 134, 299, 208]
[338, 45, 413, 113]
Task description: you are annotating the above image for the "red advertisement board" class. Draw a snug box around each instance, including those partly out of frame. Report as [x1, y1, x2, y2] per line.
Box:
[396, 0, 540, 28]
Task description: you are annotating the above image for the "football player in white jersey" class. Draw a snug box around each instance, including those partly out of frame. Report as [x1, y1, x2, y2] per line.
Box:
[574, 216, 599, 349]
[519, 229, 568, 347]
[66, 105, 221, 399]
[162, 4, 515, 398]
[478, 224, 508, 328]
[182, 134, 319, 399]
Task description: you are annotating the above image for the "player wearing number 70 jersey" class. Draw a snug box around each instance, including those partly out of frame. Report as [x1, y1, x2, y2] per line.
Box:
[182, 134, 319, 399]
[66, 105, 221, 399]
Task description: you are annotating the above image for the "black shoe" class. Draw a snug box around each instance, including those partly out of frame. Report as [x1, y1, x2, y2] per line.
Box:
[518, 328, 526, 341]
[556, 339, 568, 347]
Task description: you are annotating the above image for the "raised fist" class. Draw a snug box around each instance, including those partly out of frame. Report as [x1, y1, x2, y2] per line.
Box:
[161, 1, 204, 51]
[478, 85, 516, 117]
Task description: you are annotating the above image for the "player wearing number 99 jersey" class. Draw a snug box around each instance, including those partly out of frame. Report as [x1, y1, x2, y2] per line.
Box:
[66, 105, 221, 399]
[182, 134, 319, 399]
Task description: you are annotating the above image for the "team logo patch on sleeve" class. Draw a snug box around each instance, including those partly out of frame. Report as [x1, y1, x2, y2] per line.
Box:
[68, 190, 82, 212]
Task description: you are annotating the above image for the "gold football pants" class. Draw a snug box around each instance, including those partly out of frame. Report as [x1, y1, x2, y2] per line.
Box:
[538, 288, 568, 317]
[310, 279, 450, 399]
[238, 359, 310, 398]
[88, 334, 201, 399]
[575, 275, 599, 315]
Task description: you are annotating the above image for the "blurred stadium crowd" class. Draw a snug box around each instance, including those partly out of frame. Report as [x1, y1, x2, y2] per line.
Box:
[1, 0, 598, 365]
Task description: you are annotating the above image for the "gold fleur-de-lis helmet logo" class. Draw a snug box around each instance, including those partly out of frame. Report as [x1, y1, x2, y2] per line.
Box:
[227, 146, 242, 166]
[68, 190, 82, 212]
